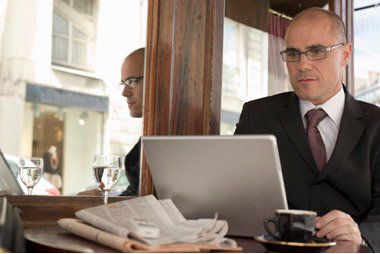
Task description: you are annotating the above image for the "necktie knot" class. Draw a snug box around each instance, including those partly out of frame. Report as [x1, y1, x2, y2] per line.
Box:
[306, 109, 327, 128]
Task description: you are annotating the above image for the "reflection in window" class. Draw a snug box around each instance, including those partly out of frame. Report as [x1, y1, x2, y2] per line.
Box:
[354, 1, 380, 104]
[30, 103, 104, 195]
[0, 0, 146, 196]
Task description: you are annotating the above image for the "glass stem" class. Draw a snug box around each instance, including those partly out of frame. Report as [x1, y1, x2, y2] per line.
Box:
[103, 190, 109, 205]
[28, 187, 33, 195]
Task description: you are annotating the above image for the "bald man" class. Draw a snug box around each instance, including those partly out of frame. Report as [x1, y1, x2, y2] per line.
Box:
[119, 48, 145, 196]
[235, 8, 380, 251]
[78, 48, 144, 197]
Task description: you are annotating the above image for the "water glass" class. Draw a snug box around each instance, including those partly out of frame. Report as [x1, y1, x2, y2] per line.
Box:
[18, 157, 43, 195]
[93, 155, 122, 204]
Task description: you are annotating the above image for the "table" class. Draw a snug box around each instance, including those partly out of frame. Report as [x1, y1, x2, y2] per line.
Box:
[23, 226, 266, 252]
[7, 196, 371, 252]
[24, 226, 370, 253]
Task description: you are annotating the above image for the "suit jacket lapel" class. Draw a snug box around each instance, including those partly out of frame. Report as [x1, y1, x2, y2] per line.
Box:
[315, 91, 365, 182]
[279, 94, 319, 174]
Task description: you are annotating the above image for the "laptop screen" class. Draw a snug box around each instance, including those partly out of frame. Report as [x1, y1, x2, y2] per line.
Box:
[0, 150, 24, 195]
[143, 135, 288, 237]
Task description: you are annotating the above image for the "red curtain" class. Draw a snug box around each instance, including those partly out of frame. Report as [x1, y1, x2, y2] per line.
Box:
[269, 12, 291, 39]
[268, 12, 292, 95]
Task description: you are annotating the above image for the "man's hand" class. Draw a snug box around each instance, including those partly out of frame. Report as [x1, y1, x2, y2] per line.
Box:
[316, 210, 362, 244]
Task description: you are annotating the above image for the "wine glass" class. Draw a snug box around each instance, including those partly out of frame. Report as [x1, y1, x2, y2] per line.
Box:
[18, 157, 43, 195]
[92, 155, 122, 204]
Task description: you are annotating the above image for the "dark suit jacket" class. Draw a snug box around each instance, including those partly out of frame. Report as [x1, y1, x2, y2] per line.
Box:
[120, 139, 140, 196]
[234, 87, 380, 251]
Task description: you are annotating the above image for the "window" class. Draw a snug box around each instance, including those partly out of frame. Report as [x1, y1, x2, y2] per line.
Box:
[52, 0, 97, 71]
[221, 18, 269, 134]
[354, 1, 380, 104]
[30, 103, 104, 195]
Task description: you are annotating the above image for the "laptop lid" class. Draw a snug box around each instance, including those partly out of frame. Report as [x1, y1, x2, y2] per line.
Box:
[143, 135, 288, 237]
[0, 150, 24, 195]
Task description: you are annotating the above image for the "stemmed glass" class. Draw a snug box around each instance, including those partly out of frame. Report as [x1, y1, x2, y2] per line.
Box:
[92, 155, 122, 204]
[18, 157, 43, 195]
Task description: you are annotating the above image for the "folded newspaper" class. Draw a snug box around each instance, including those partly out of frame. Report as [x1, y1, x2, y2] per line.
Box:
[58, 195, 242, 252]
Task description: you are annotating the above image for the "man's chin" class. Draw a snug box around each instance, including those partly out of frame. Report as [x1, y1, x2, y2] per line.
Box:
[294, 91, 315, 102]
[129, 111, 143, 118]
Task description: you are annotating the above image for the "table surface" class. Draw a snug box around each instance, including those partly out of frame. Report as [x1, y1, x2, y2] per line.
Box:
[24, 226, 371, 253]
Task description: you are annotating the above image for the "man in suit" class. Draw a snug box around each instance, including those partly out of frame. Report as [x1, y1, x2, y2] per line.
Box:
[119, 48, 145, 196]
[78, 48, 144, 196]
[235, 8, 380, 251]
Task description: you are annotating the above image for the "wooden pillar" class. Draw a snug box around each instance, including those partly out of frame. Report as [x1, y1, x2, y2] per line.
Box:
[330, 0, 354, 93]
[140, 0, 225, 195]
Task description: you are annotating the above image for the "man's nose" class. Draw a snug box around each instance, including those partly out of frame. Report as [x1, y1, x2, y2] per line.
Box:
[298, 54, 312, 71]
[122, 86, 133, 97]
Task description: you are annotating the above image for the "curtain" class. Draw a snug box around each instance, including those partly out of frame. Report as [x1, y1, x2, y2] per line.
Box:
[268, 12, 292, 96]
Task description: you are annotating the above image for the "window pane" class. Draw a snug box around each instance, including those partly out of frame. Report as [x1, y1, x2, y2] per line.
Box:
[221, 18, 269, 134]
[73, 26, 87, 40]
[354, 0, 380, 9]
[53, 12, 69, 35]
[52, 35, 68, 62]
[72, 41, 87, 66]
[73, 0, 93, 15]
[354, 3, 380, 104]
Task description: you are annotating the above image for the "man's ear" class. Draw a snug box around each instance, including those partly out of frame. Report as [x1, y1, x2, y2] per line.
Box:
[341, 42, 352, 67]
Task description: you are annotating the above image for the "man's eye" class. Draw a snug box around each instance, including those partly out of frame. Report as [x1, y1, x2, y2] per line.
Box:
[126, 79, 136, 85]
[286, 51, 299, 57]
[310, 47, 324, 55]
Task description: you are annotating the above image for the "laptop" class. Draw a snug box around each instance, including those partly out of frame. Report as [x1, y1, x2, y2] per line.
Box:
[143, 135, 288, 237]
[0, 150, 24, 195]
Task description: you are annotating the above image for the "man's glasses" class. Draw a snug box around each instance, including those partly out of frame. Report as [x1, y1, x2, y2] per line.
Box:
[280, 43, 345, 62]
[119, 76, 143, 89]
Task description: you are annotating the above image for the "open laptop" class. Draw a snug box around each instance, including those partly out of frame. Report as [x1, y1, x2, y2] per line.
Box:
[143, 135, 288, 237]
[0, 150, 24, 195]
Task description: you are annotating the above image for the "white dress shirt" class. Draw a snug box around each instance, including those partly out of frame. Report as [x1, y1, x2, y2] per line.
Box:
[299, 88, 345, 162]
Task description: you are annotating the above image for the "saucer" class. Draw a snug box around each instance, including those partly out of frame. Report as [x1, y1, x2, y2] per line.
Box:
[254, 235, 336, 253]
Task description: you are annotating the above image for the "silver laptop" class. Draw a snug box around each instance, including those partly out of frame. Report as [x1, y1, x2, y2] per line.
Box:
[143, 135, 288, 237]
[0, 149, 24, 195]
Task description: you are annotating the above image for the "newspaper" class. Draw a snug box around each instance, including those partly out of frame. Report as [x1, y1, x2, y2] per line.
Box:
[58, 195, 241, 252]
[58, 219, 241, 252]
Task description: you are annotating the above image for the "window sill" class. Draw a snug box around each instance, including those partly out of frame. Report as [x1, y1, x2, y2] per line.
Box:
[51, 65, 103, 80]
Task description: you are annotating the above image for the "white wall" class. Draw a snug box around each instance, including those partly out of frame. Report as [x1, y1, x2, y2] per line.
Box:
[0, 0, 39, 155]
[63, 109, 102, 195]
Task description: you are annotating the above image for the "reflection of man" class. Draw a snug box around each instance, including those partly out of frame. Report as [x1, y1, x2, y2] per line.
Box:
[235, 8, 380, 251]
[43, 145, 62, 189]
[119, 48, 145, 196]
[78, 48, 144, 197]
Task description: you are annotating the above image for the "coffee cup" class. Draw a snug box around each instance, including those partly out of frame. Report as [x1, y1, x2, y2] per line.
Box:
[263, 209, 317, 242]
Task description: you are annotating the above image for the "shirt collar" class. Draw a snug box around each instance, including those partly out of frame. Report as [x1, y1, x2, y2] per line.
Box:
[299, 87, 345, 127]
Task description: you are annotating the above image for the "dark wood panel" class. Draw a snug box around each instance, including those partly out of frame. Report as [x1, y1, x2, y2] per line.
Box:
[270, 0, 328, 17]
[141, 0, 224, 195]
[144, 0, 223, 136]
[7, 195, 128, 228]
[225, 0, 269, 31]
